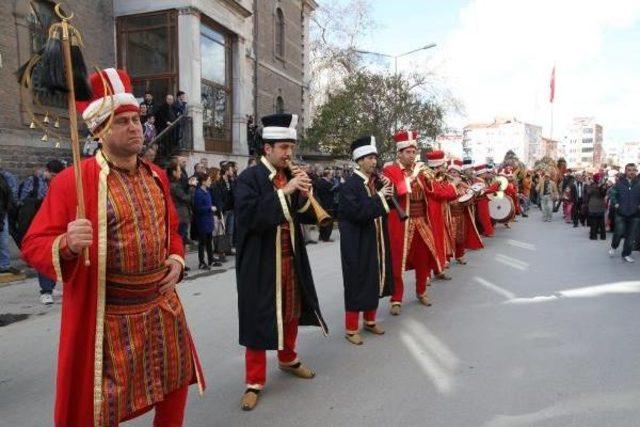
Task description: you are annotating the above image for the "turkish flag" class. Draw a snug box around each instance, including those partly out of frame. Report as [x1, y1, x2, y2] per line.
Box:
[549, 66, 555, 103]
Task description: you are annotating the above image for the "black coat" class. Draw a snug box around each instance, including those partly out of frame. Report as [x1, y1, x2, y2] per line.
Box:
[235, 159, 328, 350]
[338, 172, 394, 311]
[314, 177, 335, 214]
[155, 102, 177, 135]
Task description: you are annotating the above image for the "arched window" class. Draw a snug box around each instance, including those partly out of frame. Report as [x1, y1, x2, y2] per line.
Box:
[276, 96, 285, 114]
[275, 7, 285, 59]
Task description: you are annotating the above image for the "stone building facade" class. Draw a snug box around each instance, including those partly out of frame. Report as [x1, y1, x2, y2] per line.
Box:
[0, 0, 317, 177]
[0, 0, 114, 178]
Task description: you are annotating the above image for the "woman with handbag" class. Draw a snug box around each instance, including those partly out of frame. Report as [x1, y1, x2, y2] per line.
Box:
[194, 173, 222, 270]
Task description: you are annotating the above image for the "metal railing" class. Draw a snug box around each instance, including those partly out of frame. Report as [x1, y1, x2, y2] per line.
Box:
[150, 114, 193, 159]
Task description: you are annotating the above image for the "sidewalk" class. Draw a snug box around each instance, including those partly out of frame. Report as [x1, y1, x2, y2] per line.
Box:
[0, 247, 235, 326]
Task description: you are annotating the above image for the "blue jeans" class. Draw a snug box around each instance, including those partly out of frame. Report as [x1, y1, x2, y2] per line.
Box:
[39, 273, 56, 295]
[611, 214, 640, 257]
[0, 217, 10, 270]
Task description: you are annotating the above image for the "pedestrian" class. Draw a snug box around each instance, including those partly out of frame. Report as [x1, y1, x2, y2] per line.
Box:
[139, 103, 149, 125]
[174, 90, 188, 116]
[562, 175, 574, 223]
[140, 142, 158, 163]
[0, 165, 20, 276]
[536, 171, 559, 222]
[167, 157, 193, 273]
[383, 130, 441, 315]
[193, 172, 221, 270]
[21, 68, 204, 427]
[571, 175, 586, 227]
[18, 160, 65, 304]
[155, 93, 177, 155]
[339, 136, 394, 345]
[608, 163, 640, 262]
[585, 173, 607, 240]
[143, 114, 157, 144]
[314, 169, 336, 242]
[212, 161, 236, 255]
[207, 167, 227, 263]
[140, 91, 155, 115]
[235, 113, 328, 411]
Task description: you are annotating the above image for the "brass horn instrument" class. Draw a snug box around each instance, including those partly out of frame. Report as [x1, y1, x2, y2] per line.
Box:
[286, 161, 332, 227]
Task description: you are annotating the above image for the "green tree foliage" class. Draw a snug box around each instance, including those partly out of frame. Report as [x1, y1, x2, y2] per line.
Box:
[302, 70, 445, 160]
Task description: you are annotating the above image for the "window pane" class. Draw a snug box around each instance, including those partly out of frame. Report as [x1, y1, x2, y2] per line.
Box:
[201, 30, 226, 85]
[126, 28, 170, 75]
[202, 82, 229, 140]
[201, 25, 225, 44]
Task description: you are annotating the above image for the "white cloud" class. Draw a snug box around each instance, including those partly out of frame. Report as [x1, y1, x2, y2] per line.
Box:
[422, 0, 640, 144]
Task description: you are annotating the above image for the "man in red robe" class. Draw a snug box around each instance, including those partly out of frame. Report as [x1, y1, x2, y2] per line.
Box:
[448, 160, 483, 264]
[383, 130, 440, 316]
[474, 164, 500, 237]
[22, 69, 204, 427]
[424, 151, 458, 280]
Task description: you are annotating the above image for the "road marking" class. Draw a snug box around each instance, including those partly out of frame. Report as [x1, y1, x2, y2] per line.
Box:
[399, 331, 455, 394]
[405, 318, 459, 371]
[495, 253, 529, 271]
[474, 276, 516, 300]
[506, 239, 536, 251]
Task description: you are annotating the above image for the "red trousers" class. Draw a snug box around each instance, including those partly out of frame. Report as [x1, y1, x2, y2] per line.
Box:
[345, 310, 376, 333]
[121, 385, 188, 427]
[245, 319, 299, 388]
[391, 235, 432, 304]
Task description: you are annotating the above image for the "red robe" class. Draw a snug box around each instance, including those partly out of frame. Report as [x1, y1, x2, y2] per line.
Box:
[475, 180, 500, 237]
[505, 183, 520, 217]
[21, 152, 205, 427]
[425, 180, 458, 272]
[383, 161, 440, 276]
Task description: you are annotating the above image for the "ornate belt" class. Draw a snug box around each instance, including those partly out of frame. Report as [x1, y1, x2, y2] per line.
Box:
[105, 267, 169, 307]
[409, 200, 427, 218]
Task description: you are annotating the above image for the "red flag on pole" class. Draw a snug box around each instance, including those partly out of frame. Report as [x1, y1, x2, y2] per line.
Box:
[549, 65, 555, 103]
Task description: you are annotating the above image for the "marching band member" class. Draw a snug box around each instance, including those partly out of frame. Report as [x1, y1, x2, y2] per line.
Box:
[448, 160, 484, 264]
[474, 164, 501, 237]
[235, 113, 328, 411]
[383, 130, 440, 315]
[424, 151, 458, 279]
[339, 136, 394, 345]
[22, 69, 205, 427]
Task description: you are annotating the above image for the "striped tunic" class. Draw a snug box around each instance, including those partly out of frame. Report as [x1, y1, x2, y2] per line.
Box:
[101, 162, 192, 426]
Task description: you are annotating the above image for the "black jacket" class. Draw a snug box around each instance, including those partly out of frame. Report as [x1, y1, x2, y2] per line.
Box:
[338, 173, 394, 311]
[154, 102, 177, 134]
[611, 177, 640, 217]
[235, 159, 328, 350]
[212, 178, 235, 212]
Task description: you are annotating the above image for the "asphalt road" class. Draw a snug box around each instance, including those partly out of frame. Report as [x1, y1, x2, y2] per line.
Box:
[1, 209, 640, 427]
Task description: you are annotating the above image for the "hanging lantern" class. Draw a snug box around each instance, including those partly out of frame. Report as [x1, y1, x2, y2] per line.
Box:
[54, 116, 60, 128]
[43, 112, 50, 124]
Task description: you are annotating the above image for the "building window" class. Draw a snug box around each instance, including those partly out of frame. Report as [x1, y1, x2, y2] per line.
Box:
[275, 7, 285, 59]
[200, 22, 232, 152]
[581, 147, 594, 153]
[582, 138, 593, 144]
[27, 1, 66, 109]
[276, 96, 285, 114]
[117, 11, 178, 108]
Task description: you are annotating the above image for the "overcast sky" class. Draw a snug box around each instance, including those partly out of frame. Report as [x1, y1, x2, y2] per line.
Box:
[352, 0, 640, 147]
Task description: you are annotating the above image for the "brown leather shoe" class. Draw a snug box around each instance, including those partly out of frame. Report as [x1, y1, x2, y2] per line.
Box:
[279, 362, 316, 379]
[390, 304, 402, 316]
[436, 273, 452, 281]
[417, 295, 432, 306]
[364, 324, 385, 335]
[345, 333, 364, 345]
[456, 258, 467, 265]
[241, 389, 260, 411]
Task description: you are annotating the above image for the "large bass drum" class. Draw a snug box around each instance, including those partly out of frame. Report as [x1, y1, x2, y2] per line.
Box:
[489, 197, 514, 223]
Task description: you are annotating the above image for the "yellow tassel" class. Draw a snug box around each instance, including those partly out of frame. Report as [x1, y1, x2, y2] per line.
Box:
[43, 112, 50, 124]
[41, 132, 48, 142]
[54, 117, 60, 128]
[29, 119, 36, 129]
